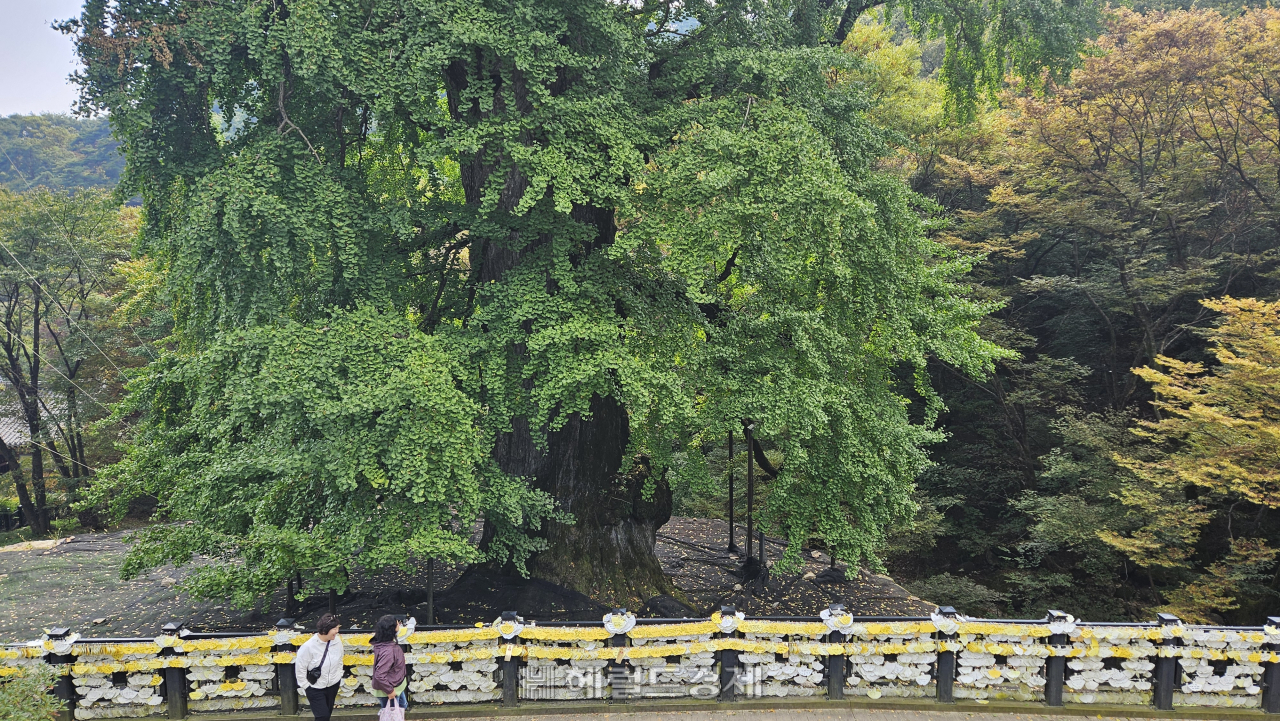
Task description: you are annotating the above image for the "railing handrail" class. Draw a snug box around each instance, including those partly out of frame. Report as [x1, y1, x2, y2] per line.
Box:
[69, 636, 161, 644]
[14, 609, 1280, 720]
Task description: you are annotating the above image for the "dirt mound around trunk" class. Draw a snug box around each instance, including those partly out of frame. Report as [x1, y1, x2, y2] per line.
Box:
[656, 517, 932, 617]
[291, 517, 930, 627]
[429, 567, 608, 623]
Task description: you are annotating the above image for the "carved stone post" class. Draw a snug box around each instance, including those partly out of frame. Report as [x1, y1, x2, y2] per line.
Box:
[718, 606, 739, 702]
[1044, 610, 1068, 707]
[273, 618, 298, 716]
[1153, 613, 1182, 711]
[934, 607, 957, 704]
[1263, 617, 1280, 714]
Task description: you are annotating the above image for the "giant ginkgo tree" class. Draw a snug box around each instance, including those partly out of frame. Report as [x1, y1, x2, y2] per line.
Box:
[67, 0, 1099, 608]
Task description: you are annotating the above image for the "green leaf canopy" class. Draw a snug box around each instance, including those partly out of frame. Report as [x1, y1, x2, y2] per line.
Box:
[70, 0, 1079, 599]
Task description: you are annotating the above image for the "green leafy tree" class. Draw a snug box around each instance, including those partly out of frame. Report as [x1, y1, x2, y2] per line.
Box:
[830, 0, 1101, 118]
[110, 307, 554, 606]
[67, 0, 1095, 608]
[0, 188, 135, 536]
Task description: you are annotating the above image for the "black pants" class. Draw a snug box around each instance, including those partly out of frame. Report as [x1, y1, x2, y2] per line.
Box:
[305, 683, 339, 721]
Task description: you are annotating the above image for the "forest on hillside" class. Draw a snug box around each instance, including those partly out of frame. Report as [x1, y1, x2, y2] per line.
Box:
[901, 7, 1280, 625]
[673, 6, 1280, 625]
[3, 1, 1280, 626]
[0, 114, 123, 192]
[0, 114, 150, 540]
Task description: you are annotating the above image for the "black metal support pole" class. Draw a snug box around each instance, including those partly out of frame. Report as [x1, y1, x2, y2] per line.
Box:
[719, 605, 739, 702]
[1264, 617, 1280, 714]
[1267, 663, 1280, 715]
[826, 636, 845, 699]
[719, 648, 739, 701]
[1153, 613, 1181, 711]
[500, 611, 520, 707]
[327, 589, 336, 616]
[745, 422, 755, 563]
[1044, 610, 1068, 707]
[934, 607, 957, 704]
[426, 557, 435, 625]
[49, 654, 75, 720]
[827, 608, 846, 701]
[273, 619, 297, 716]
[728, 431, 738, 554]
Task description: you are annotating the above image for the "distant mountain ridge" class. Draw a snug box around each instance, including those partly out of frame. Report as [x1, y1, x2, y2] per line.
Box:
[0, 114, 123, 192]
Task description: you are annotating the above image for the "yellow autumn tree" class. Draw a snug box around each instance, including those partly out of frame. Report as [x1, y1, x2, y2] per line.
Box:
[1108, 297, 1280, 621]
[1192, 8, 1280, 216]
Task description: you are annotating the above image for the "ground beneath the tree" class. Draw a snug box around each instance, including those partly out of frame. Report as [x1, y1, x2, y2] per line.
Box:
[656, 518, 932, 618]
[0, 517, 930, 641]
[434, 710, 1146, 721]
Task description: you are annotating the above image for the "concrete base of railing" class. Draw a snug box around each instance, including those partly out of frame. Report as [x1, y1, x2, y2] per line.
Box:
[74, 696, 1280, 721]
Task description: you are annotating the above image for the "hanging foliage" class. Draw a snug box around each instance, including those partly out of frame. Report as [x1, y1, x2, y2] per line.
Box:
[64, 0, 1095, 603]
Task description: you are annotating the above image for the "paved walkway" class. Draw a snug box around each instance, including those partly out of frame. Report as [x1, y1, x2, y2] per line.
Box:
[446, 710, 1152, 721]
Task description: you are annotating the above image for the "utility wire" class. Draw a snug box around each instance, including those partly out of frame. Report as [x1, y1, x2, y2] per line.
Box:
[0, 158, 129, 375]
[0, 236, 126, 378]
[36, 393, 100, 473]
[0, 327, 110, 471]
[0, 328, 110, 474]
[0, 328, 113, 413]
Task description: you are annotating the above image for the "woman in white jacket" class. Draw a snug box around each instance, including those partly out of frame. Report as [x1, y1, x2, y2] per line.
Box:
[295, 614, 343, 721]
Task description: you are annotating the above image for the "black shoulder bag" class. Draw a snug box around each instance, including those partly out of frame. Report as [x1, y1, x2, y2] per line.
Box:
[306, 640, 331, 685]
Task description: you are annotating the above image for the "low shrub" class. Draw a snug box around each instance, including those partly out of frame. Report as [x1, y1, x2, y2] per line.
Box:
[0, 664, 62, 721]
[49, 518, 81, 537]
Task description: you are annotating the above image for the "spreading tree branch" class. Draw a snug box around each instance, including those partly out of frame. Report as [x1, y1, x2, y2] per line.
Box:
[832, 1, 881, 47]
[753, 436, 780, 478]
[742, 420, 782, 478]
[716, 249, 739, 284]
[277, 81, 322, 165]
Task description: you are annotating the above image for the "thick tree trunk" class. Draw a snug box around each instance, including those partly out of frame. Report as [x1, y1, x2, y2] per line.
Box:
[28, 444, 49, 535]
[22, 395, 49, 534]
[440, 57, 673, 608]
[470, 220, 674, 606]
[483, 394, 673, 608]
[0, 438, 39, 535]
[27, 284, 50, 535]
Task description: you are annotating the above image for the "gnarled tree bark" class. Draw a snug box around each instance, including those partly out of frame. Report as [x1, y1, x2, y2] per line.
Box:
[483, 395, 673, 607]
[440, 58, 674, 608]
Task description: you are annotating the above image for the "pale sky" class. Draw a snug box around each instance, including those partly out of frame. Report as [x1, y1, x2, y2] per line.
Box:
[0, 0, 87, 116]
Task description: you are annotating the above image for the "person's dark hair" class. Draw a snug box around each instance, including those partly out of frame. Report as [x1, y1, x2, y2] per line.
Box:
[371, 614, 400, 644]
[316, 613, 339, 636]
